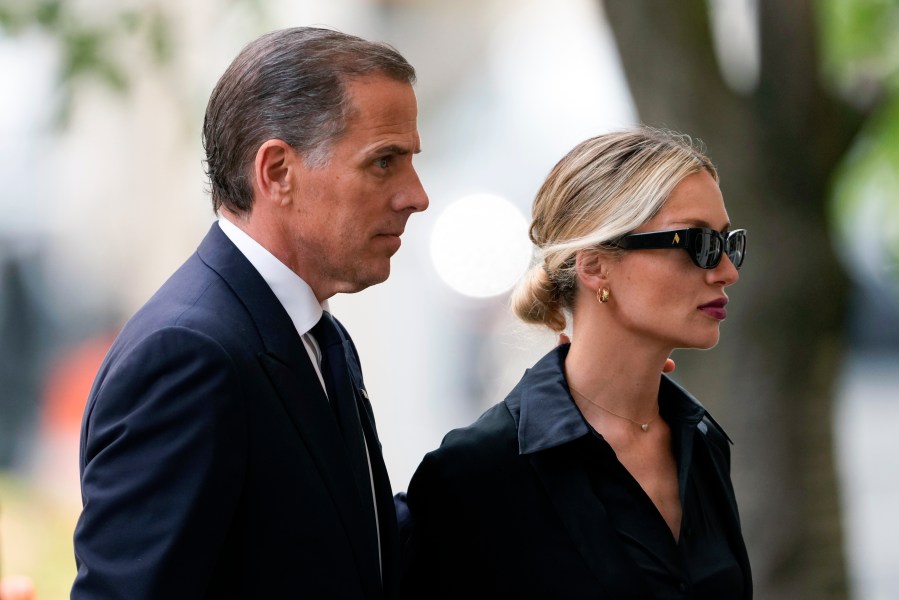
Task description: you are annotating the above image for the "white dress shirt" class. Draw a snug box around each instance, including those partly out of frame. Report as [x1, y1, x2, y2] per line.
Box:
[218, 217, 328, 393]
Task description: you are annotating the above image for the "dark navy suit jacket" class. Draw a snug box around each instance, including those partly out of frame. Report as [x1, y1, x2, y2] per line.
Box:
[72, 223, 398, 599]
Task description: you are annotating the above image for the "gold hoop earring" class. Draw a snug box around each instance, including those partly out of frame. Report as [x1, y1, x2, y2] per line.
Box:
[597, 287, 610, 304]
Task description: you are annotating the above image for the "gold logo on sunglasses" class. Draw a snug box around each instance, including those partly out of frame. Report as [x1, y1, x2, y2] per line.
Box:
[672, 233, 680, 244]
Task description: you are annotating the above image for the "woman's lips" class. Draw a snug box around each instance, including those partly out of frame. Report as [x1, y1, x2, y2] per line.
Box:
[698, 298, 728, 320]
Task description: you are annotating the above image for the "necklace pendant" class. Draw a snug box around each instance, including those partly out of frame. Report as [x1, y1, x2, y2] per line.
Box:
[641, 423, 649, 432]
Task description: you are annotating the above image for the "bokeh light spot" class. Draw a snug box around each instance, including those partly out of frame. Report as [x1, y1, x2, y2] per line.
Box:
[430, 193, 532, 298]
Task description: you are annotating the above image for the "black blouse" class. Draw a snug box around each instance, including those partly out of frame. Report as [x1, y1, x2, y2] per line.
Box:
[403, 345, 751, 599]
[582, 387, 746, 598]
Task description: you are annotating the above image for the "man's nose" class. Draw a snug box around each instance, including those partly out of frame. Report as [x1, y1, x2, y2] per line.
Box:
[394, 165, 428, 213]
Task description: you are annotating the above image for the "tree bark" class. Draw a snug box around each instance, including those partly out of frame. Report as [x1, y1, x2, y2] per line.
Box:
[601, 1, 860, 598]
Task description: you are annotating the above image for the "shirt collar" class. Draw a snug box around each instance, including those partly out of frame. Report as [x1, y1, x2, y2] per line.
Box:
[217, 217, 325, 336]
[508, 344, 588, 455]
[508, 345, 713, 455]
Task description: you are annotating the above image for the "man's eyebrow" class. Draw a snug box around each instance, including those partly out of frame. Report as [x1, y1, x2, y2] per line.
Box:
[372, 144, 421, 156]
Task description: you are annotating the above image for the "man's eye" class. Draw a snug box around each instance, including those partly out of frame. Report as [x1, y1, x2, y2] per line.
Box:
[377, 156, 391, 169]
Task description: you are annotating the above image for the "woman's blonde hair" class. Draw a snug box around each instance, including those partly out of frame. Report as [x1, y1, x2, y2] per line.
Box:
[511, 127, 718, 332]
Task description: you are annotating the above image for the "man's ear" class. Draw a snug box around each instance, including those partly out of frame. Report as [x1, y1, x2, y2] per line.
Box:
[253, 139, 296, 206]
[575, 249, 609, 289]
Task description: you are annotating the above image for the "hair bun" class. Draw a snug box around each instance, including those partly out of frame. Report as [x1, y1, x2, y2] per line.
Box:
[511, 264, 567, 332]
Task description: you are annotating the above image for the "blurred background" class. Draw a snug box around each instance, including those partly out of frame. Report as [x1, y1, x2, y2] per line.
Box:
[1, 0, 897, 598]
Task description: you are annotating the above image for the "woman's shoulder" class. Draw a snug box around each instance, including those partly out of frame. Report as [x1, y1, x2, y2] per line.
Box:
[439, 401, 519, 457]
[416, 402, 521, 483]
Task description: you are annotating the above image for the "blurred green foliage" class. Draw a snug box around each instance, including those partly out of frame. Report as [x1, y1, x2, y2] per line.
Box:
[0, 0, 174, 124]
[819, 0, 899, 91]
[819, 0, 899, 289]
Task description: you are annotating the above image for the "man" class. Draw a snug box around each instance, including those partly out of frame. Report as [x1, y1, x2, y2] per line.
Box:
[72, 27, 428, 599]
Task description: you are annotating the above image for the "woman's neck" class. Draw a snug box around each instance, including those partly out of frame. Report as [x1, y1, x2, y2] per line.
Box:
[564, 326, 671, 421]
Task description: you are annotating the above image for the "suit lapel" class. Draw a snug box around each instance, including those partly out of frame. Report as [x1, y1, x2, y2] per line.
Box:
[341, 333, 400, 596]
[357, 389, 399, 595]
[196, 224, 383, 596]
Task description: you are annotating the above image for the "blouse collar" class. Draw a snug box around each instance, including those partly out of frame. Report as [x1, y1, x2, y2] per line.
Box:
[506, 345, 722, 456]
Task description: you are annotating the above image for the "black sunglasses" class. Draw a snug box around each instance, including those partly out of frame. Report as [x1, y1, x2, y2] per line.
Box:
[615, 227, 747, 269]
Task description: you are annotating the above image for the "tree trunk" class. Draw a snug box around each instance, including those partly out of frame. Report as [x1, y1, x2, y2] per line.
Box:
[601, 1, 859, 597]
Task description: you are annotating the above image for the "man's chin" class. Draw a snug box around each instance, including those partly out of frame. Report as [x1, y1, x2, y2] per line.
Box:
[340, 265, 391, 294]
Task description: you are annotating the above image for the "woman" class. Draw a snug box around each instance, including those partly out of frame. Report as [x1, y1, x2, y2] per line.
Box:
[402, 128, 751, 598]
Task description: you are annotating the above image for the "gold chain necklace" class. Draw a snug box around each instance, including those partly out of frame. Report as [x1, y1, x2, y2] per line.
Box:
[569, 386, 659, 433]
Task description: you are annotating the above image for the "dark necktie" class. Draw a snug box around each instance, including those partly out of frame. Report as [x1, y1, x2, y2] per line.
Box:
[310, 312, 379, 543]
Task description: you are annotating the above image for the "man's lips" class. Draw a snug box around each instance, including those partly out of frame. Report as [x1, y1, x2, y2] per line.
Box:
[374, 231, 404, 251]
[698, 297, 728, 320]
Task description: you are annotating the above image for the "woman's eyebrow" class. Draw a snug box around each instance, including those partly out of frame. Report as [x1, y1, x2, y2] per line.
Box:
[667, 218, 731, 231]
